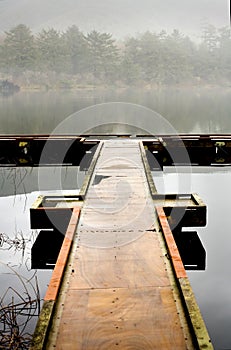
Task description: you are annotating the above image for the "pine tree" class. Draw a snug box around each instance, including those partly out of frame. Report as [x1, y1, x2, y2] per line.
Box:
[85, 30, 119, 82]
[62, 25, 88, 75]
[2, 24, 36, 74]
[36, 28, 68, 73]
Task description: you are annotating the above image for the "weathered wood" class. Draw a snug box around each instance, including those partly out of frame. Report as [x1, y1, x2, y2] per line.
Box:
[79, 141, 103, 198]
[54, 287, 188, 350]
[30, 300, 55, 350]
[179, 278, 214, 350]
[46, 140, 196, 349]
[30, 208, 81, 350]
[156, 206, 187, 279]
[69, 232, 169, 290]
[31, 195, 44, 209]
[153, 193, 207, 228]
[139, 140, 157, 194]
[31, 139, 213, 350]
[44, 207, 80, 301]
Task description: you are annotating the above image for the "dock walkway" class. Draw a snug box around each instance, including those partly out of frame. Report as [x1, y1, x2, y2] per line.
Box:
[31, 140, 213, 349]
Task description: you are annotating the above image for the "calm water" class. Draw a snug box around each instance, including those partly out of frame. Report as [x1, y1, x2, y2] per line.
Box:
[0, 87, 231, 349]
[0, 87, 231, 134]
[157, 168, 231, 350]
[0, 167, 85, 340]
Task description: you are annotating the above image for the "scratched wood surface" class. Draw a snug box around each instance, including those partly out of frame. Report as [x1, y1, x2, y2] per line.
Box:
[47, 140, 192, 349]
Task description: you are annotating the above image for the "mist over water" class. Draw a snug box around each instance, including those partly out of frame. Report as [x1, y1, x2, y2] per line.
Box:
[0, 87, 231, 135]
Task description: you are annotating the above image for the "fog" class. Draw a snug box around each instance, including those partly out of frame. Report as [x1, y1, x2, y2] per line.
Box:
[0, 0, 229, 40]
[0, 1, 231, 349]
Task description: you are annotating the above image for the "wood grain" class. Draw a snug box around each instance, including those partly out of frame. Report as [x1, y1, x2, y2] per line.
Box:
[47, 141, 192, 349]
[55, 287, 187, 350]
[44, 207, 80, 301]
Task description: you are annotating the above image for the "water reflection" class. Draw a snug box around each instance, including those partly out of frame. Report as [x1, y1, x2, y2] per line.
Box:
[158, 167, 231, 349]
[0, 87, 231, 134]
[0, 263, 41, 347]
[0, 167, 85, 197]
[0, 166, 85, 345]
[0, 192, 52, 343]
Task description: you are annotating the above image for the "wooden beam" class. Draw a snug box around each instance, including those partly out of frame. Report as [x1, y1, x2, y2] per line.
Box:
[44, 207, 80, 301]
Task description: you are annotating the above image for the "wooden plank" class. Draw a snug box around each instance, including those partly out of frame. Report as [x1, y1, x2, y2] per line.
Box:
[156, 206, 213, 348]
[139, 141, 158, 194]
[54, 287, 187, 350]
[156, 207, 187, 279]
[30, 300, 55, 350]
[44, 207, 80, 301]
[30, 195, 44, 209]
[45, 141, 195, 349]
[69, 232, 169, 290]
[179, 278, 214, 350]
[79, 141, 103, 198]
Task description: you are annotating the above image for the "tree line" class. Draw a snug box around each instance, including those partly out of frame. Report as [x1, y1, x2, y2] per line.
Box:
[0, 24, 230, 87]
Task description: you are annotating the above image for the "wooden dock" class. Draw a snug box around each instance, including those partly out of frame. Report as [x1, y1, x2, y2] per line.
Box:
[30, 139, 213, 349]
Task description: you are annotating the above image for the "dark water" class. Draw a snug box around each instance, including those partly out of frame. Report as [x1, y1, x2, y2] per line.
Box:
[156, 168, 231, 350]
[0, 87, 231, 349]
[0, 167, 85, 341]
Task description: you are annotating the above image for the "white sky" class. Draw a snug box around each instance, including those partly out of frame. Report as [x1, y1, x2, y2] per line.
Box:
[0, 0, 229, 41]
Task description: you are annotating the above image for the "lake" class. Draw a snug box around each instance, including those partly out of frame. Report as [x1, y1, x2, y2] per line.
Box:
[0, 86, 231, 135]
[0, 86, 231, 349]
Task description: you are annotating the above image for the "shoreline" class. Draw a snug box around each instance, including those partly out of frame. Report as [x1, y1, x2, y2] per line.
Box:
[7, 83, 231, 93]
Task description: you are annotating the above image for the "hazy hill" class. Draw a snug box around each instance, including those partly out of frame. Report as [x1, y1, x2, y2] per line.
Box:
[0, 0, 228, 39]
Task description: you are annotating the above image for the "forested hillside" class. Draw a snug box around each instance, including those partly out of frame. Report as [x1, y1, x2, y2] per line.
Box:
[0, 24, 230, 88]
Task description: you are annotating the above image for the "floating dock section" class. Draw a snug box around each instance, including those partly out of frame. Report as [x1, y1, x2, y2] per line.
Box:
[30, 139, 213, 349]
